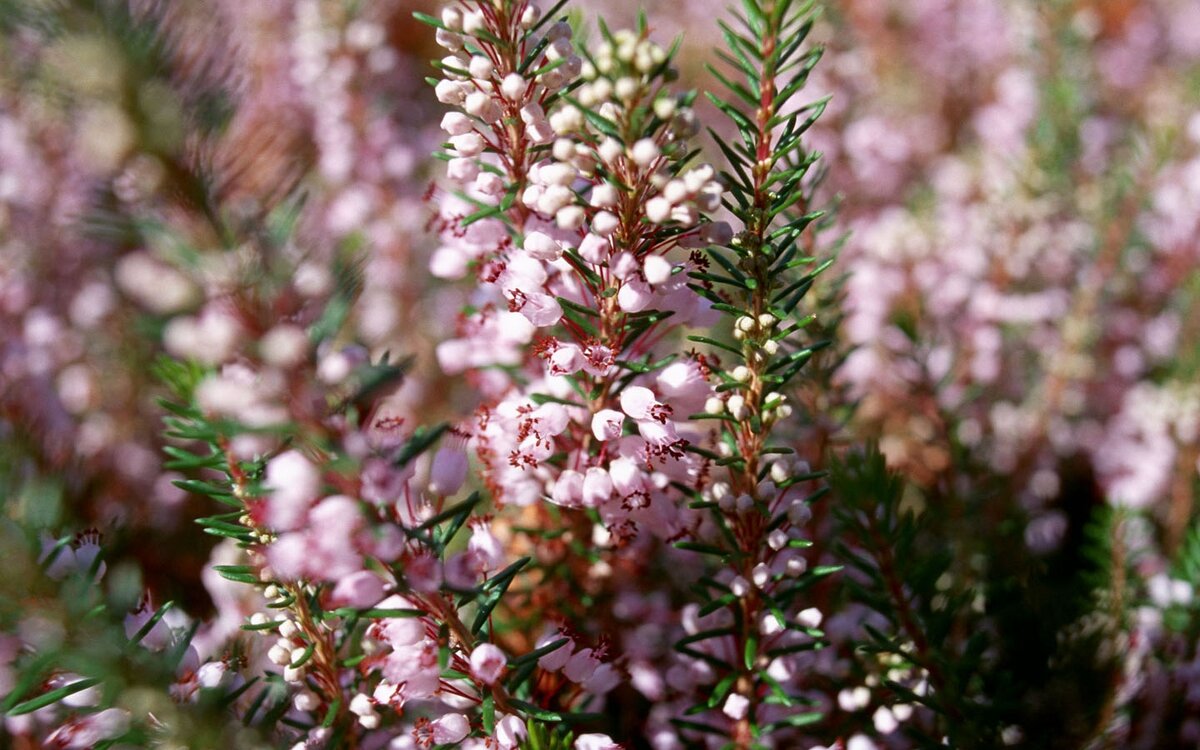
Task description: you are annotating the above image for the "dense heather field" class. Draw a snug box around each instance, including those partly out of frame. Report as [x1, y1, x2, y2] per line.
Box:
[1, 0, 1199, 748]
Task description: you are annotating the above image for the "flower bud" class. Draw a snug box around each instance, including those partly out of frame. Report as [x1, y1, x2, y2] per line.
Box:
[501, 73, 526, 100]
[468, 55, 494, 79]
[470, 643, 507, 684]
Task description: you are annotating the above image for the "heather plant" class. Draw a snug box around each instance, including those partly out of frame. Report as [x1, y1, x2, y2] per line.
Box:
[3, 0, 1200, 749]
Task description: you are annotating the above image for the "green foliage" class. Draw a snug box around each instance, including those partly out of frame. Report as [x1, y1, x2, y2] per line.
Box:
[830, 445, 1133, 749]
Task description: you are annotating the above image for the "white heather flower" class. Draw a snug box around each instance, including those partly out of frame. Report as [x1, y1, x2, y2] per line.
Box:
[760, 612, 784, 636]
[557, 206, 586, 230]
[462, 9, 485, 35]
[593, 211, 619, 236]
[447, 157, 480, 182]
[838, 686, 871, 712]
[645, 197, 672, 223]
[663, 179, 688, 204]
[575, 734, 621, 750]
[435, 28, 462, 50]
[873, 706, 899, 734]
[752, 562, 771, 587]
[536, 184, 573, 214]
[441, 112, 474, 135]
[468, 55, 494, 79]
[705, 396, 725, 414]
[294, 690, 320, 712]
[786, 556, 808, 576]
[260, 325, 309, 367]
[723, 693, 750, 720]
[519, 4, 540, 28]
[349, 693, 374, 717]
[551, 108, 582, 137]
[798, 607, 823, 628]
[552, 138, 576, 161]
[614, 76, 639, 99]
[429, 447, 469, 495]
[470, 643, 507, 684]
[671, 204, 699, 226]
[590, 183, 618, 207]
[597, 138, 623, 164]
[465, 91, 501, 123]
[582, 468, 613, 507]
[435, 80, 466, 105]
[631, 138, 660, 166]
[727, 394, 747, 419]
[450, 132, 485, 157]
[643, 255, 673, 285]
[500, 73, 526, 100]
[730, 576, 750, 597]
[441, 7, 463, 30]
[768, 529, 788, 550]
[520, 102, 547, 125]
[537, 630, 574, 671]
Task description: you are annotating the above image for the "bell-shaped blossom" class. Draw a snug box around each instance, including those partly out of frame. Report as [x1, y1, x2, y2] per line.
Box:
[470, 643, 507, 684]
[330, 570, 386, 608]
[432, 713, 470, 745]
[263, 450, 322, 532]
[591, 409, 625, 441]
[429, 446, 469, 495]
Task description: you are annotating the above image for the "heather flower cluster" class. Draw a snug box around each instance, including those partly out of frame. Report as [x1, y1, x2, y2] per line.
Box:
[3, 0, 1200, 749]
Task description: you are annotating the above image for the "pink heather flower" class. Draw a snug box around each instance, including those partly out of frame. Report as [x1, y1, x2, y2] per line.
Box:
[514, 291, 563, 327]
[637, 419, 680, 449]
[470, 643, 507, 684]
[264, 450, 321, 532]
[582, 468, 613, 508]
[44, 708, 130, 748]
[432, 713, 471, 744]
[576, 734, 622, 750]
[550, 470, 584, 508]
[467, 523, 504, 573]
[583, 663, 621, 695]
[656, 360, 711, 414]
[495, 714, 528, 749]
[429, 447, 469, 495]
[617, 278, 653, 313]
[578, 233, 609, 262]
[523, 231, 564, 261]
[591, 409, 625, 441]
[619, 386, 666, 422]
[330, 570, 386, 608]
[379, 639, 440, 702]
[536, 630, 574, 671]
[41, 530, 106, 582]
[607, 457, 646, 497]
[549, 343, 585, 376]
[563, 647, 599, 683]
[376, 605, 425, 647]
[124, 597, 172, 650]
